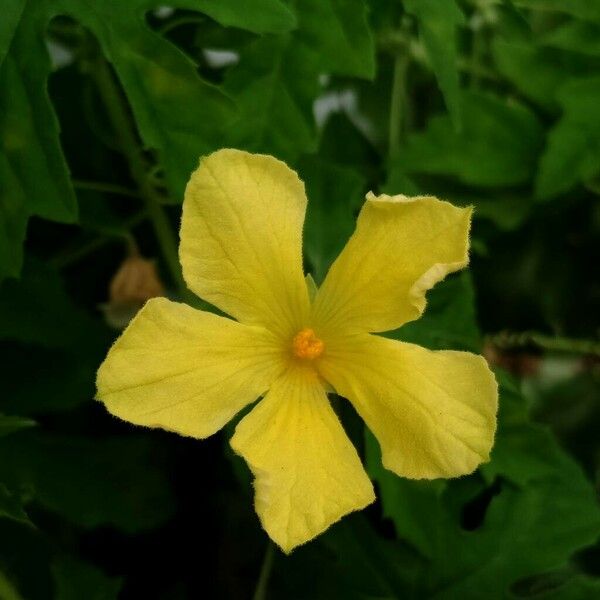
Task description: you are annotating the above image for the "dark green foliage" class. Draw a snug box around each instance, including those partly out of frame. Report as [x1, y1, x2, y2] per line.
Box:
[1, 0, 599, 597]
[404, 0, 465, 128]
[401, 91, 544, 187]
[52, 555, 121, 600]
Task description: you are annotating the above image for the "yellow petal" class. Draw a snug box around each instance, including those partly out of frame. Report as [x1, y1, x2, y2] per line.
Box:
[312, 193, 472, 335]
[319, 334, 497, 479]
[96, 297, 284, 438]
[180, 149, 310, 338]
[230, 367, 375, 553]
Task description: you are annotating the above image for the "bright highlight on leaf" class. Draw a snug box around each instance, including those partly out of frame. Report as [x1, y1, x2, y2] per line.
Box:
[96, 149, 498, 553]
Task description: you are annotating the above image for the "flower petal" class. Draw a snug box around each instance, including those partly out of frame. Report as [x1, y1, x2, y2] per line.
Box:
[96, 297, 284, 439]
[312, 193, 472, 334]
[319, 334, 497, 479]
[230, 368, 375, 553]
[180, 149, 310, 337]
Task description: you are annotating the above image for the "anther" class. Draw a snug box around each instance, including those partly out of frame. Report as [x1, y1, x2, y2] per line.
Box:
[292, 328, 324, 360]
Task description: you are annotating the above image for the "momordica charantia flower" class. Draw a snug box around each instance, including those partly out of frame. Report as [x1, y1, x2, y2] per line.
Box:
[96, 149, 498, 553]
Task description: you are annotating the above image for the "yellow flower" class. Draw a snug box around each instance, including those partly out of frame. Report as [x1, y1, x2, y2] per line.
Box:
[96, 149, 498, 553]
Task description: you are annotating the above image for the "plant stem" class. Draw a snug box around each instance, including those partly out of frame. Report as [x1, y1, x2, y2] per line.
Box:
[73, 180, 139, 198]
[51, 212, 146, 269]
[88, 48, 191, 301]
[53, 236, 122, 270]
[252, 542, 275, 600]
[389, 52, 409, 158]
[487, 331, 600, 357]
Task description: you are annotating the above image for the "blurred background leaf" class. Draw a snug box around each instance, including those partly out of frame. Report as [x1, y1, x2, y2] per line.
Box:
[400, 91, 544, 188]
[404, 0, 465, 128]
[52, 555, 121, 600]
[0, 483, 30, 525]
[0, 0, 78, 282]
[224, 0, 375, 160]
[535, 76, 600, 199]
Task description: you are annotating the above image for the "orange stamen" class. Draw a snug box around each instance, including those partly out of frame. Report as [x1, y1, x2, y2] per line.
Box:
[292, 328, 324, 360]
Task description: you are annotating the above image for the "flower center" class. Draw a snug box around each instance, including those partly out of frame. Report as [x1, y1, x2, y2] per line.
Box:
[292, 328, 324, 360]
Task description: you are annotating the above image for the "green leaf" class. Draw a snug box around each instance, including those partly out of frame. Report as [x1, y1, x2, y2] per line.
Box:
[0, 569, 24, 600]
[541, 20, 600, 56]
[0, 431, 176, 532]
[382, 164, 420, 196]
[161, 0, 296, 34]
[0, 2, 78, 282]
[467, 191, 533, 231]
[401, 91, 544, 187]
[404, 0, 465, 128]
[492, 38, 600, 112]
[0, 1, 25, 62]
[319, 515, 420, 598]
[480, 374, 585, 486]
[274, 514, 421, 599]
[366, 375, 600, 598]
[318, 113, 381, 181]
[535, 76, 600, 200]
[1, 0, 295, 278]
[57, 0, 234, 201]
[524, 572, 600, 599]
[434, 475, 600, 598]
[366, 434, 449, 558]
[294, 0, 375, 79]
[299, 157, 366, 283]
[514, 0, 600, 22]
[53, 556, 121, 600]
[495, 0, 532, 41]
[224, 34, 319, 159]
[0, 415, 35, 439]
[0, 520, 53, 600]
[387, 273, 482, 352]
[57, 0, 299, 200]
[0, 484, 30, 525]
[386, 158, 533, 232]
[224, 0, 374, 160]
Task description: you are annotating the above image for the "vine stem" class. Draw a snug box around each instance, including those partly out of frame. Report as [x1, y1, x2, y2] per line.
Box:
[487, 331, 600, 357]
[73, 179, 139, 198]
[388, 51, 409, 158]
[88, 47, 192, 302]
[252, 542, 275, 600]
[51, 212, 147, 269]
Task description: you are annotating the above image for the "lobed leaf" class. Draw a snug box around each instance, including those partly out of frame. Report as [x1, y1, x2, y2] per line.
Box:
[535, 76, 600, 200]
[0, 2, 77, 282]
[400, 91, 544, 188]
[367, 374, 600, 598]
[224, 0, 375, 160]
